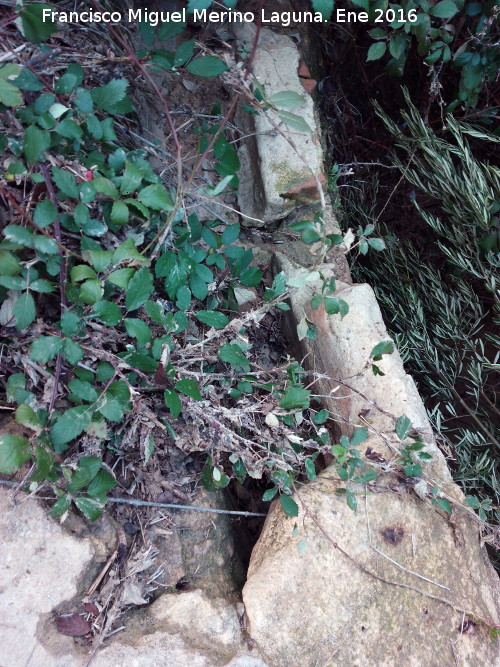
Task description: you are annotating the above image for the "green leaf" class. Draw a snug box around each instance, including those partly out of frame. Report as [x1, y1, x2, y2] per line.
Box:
[74, 496, 104, 521]
[354, 469, 377, 483]
[276, 110, 313, 136]
[367, 42, 387, 62]
[33, 236, 58, 255]
[279, 495, 299, 517]
[164, 389, 182, 418]
[55, 64, 84, 94]
[125, 268, 154, 311]
[62, 338, 83, 365]
[196, 310, 229, 329]
[219, 343, 250, 372]
[55, 118, 83, 140]
[33, 199, 57, 227]
[3, 225, 33, 247]
[435, 498, 452, 513]
[346, 488, 358, 512]
[174, 38, 195, 67]
[0, 434, 31, 473]
[429, 0, 459, 18]
[13, 292, 35, 330]
[137, 184, 174, 211]
[279, 387, 310, 410]
[311, 0, 334, 19]
[24, 125, 50, 165]
[175, 378, 202, 401]
[87, 469, 117, 497]
[91, 79, 128, 111]
[79, 279, 103, 305]
[124, 318, 152, 344]
[221, 223, 240, 245]
[351, 427, 368, 446]
[465, 495, 481, 510]
[92, 177, 119, 199]
[110, 201, 129, 226]
[30, 335, 63, 363]
[305, 458, 316, 481]
[270, 90, 306, 109]
[120, 161, 143, 195]
[107, 268, 135, 289]
[51, 406, 93, 452]
[0, 78, 23, 107]
[20, 3, 57, 43]
[67, 456, 101, 492]
[403, 463, 423, 477]
[15, 404, 40, 431]
[0, 250, 20, 276]
[262, 487, 278, 502]
[370, 340, 394, 358]
[186, 56, 228, 77]
[50, 494, 71, 518]
[52, 167, 79, 198]
[396, 414, 413, 441]
[368, 237, 386, 251]
[92, 300, 122, 325]
[68, 379, 98, 402]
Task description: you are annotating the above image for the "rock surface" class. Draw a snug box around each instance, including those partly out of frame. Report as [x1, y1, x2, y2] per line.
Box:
[241, 255, 500, 666]
[234, 24, 324, 225]
[0, 486, 94, 667]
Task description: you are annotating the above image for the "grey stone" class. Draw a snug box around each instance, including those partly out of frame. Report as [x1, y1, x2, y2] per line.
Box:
[0, 488, 94, 667]
[233, 24, 325, 225]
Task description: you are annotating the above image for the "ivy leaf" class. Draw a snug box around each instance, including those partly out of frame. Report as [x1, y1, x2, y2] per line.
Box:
[175, 378, 202, 401]
[279, 495, 299, 517]
[137, 184, 174, 211]
[279, 387, 310, 410]
[24, 125, 50, 164]
[50, 406, 93, 452]
[367, 42, 387, 62]
[187, 56, 228, 77]
[125, 268, 154, 311]
[219, 343, 250, 372]
[13, 292, 35, 330]
[196, 310, 229, 329]
[0, 434, 31, 473]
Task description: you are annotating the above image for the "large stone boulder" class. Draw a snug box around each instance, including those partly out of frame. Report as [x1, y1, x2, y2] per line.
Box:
[0, 486, 95, 667]
[233, 24, 325, 225]
[241, 255, 500, 666]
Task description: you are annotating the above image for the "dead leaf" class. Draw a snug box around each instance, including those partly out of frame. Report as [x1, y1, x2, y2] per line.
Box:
[55, 614, 92, 636]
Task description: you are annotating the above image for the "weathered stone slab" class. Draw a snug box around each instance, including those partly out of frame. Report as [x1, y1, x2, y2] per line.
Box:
[233, 24, 325, 225]
[0, 488, 94, 667]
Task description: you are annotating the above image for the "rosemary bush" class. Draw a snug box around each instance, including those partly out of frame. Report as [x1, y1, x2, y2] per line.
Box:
[351, 91, 499, 523]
